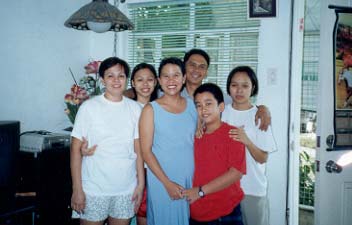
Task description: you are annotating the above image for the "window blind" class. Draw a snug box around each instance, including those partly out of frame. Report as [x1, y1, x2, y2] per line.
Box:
[127, 0, 260, 91]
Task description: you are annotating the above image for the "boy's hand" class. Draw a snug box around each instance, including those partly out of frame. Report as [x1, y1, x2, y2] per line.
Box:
[229, 127, 250, 146]
[81, 137, 97, 156]
[132, 185, 144, 213]
[255, 105, 271, 131]
[182, 187, 201, 204]
[164, 180, 184, 200]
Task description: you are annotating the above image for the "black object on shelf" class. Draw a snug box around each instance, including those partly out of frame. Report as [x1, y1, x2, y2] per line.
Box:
[0, 121, 20, 214]
[0, 121, 36, 225]
[36, 147, 72, 225]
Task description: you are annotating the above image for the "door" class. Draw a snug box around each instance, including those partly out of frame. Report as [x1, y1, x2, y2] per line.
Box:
[315, 1, 352, 225]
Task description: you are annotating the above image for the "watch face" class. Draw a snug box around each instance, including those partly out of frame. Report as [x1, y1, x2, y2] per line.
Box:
[199, 190, 205, 197]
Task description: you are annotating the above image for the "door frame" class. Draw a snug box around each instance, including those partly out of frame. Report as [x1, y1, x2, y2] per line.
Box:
[287, 0, 306, 224]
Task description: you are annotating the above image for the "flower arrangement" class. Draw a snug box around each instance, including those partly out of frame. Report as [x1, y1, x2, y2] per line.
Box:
[64, 60, 102, 124]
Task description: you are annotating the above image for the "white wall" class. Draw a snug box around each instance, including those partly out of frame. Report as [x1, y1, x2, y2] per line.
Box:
[256, 2, 292, 225]
[0, 0, 99, 132]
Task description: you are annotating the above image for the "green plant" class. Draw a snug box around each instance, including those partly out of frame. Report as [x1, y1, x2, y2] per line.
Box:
[64, 60, 102, 124]
[299, 151, 315, 206]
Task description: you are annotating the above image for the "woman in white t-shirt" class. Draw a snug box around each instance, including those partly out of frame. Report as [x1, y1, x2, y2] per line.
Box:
[80, 62, 159, 225]
[70, 57, 144, 225]
[222, 66, 277, 225]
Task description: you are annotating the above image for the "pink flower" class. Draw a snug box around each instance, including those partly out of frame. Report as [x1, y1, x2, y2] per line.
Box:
[84, 61, 101, 74]
[64, 94, 73, 103]
[64, 59, 102, 125]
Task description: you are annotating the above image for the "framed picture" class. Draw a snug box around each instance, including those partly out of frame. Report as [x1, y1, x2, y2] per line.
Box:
[331, 6, 352, 150]
[248, 0, 277, 18]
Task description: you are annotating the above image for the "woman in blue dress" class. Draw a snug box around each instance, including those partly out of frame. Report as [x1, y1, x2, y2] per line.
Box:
[139, 57, 197, 225]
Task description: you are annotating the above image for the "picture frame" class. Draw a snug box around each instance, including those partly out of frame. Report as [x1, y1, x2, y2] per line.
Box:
[331, 7, 352, 150]
[248, 0, 277, 18]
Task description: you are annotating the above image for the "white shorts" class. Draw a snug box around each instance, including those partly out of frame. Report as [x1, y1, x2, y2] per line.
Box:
[72, 193, 134, 222]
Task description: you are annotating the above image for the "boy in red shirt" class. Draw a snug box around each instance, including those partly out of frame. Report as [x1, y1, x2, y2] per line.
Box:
[183, 83, 246, 225]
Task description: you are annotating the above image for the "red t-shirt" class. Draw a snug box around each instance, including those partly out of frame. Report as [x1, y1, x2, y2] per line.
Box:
[191, 122, 246, 222]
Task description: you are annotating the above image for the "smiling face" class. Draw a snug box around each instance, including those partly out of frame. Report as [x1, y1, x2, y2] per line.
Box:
[185, 54, 208, 87]
[158, 63, 185, 96]
[101, 64, 127, 101]
[194, 91, 224, 127]
[132, 68, 157, 102]
[229, 71, 253, 109]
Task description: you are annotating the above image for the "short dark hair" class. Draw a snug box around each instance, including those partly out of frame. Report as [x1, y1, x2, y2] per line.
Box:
[98, 57, 130, 78]
[183, 48, 210, 67]
[226, 66, 259, 97]
[194, 83, 224, 104]
[131, 63, 158, 101]
[158, 57, 185, 77]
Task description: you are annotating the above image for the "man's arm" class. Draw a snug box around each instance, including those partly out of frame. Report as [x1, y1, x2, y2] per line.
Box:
[255, 105, 271, 131]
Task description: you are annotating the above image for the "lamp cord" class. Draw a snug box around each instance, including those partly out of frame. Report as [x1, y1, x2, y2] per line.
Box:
[113, 0, 119, 56]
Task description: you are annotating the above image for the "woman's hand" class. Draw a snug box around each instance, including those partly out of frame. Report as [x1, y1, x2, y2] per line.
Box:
[71, 189, 85, 214]
[80, 137, 97, 156]
[182, 187, 200, 204]
[229, 126, 251, 146]
[164, 180, 184, 200]
[132, 185, 144, 213]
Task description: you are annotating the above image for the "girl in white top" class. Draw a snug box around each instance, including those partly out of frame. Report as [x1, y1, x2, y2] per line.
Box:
[222, 66, 277, 225]
[70, 57, 144, 225]
[130, 63, 158, 225]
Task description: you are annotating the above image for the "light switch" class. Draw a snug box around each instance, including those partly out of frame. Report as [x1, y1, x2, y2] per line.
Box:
[267, 68, 278, 85]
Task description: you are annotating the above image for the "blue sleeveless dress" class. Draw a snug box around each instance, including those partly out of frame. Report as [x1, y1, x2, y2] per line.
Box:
[147, 98, 197, 225]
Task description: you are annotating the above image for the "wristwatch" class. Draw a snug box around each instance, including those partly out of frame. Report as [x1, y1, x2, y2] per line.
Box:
[198, 186, 205, 198]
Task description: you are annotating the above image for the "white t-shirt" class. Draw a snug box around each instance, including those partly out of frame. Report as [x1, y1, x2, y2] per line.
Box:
[71, 95, 142, 196]
[222, 104, 277, 196]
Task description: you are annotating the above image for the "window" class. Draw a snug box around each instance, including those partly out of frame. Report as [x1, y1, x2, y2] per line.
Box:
[128, 0, 260, 91]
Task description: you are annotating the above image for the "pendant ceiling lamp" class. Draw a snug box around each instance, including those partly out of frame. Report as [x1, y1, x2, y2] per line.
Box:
[64, 0, 133, 33]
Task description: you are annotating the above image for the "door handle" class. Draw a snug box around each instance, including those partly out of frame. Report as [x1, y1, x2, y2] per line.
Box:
[325, 160, 342, 173]
[326, 134, 334, 149]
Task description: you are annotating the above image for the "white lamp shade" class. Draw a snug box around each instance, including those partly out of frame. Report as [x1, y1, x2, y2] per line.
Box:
[87, 21, 112, 33]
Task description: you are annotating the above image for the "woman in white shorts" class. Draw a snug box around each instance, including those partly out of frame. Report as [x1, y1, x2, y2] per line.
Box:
[70, 57, 144, 225]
